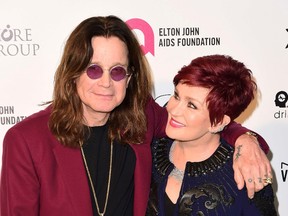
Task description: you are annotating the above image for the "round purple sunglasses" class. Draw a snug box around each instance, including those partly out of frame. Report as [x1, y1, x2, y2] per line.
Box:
[86, 64, 130, 81]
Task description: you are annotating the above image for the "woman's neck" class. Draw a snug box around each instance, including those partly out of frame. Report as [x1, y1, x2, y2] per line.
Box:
[172, 134, 221, 170]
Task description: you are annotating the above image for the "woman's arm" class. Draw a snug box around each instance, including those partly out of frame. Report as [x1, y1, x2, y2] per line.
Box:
[222, 121, 272, 199]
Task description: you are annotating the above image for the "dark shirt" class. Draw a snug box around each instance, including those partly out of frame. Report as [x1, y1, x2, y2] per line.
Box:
[82, 124, 136, 216]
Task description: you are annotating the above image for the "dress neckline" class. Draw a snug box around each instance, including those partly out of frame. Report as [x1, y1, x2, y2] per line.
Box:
[152, 138, 234, 178]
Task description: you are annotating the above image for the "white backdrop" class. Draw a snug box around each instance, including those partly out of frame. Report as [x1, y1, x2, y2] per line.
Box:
[1, 0, 287, 215]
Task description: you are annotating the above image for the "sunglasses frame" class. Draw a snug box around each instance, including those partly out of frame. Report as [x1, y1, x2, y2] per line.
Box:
[86, 64, 131, 81]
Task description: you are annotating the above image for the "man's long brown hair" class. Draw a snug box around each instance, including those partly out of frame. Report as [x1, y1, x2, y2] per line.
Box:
[49, 16, 153, 148]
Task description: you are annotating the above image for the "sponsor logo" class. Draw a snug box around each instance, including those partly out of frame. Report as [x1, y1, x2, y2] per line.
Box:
[0, 24, 40, 56]
[274, 91, 288, 119]
[126, 18, 222, 56]
[0, 106, 26, 125]
[286, 29, 288, 49]
[155, 94, 171, 107]
[281, 162, 288, 182]
[126, 18, 155, 56]
[157, 27, 220, 48]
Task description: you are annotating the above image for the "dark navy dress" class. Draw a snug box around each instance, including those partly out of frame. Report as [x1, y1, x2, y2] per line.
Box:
[146, 138, 277, 216]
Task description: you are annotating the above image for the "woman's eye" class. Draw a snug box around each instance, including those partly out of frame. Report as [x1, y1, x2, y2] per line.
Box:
[173, 93, 179, 100]
[188, 102, 196, 109]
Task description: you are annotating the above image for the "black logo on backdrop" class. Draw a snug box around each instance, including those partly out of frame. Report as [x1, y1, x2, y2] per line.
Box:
[275, 91, 288, 108]
[155, 94, 171, 107]
[0, 24, 40, 56]
[281, 162, 288, 182]
[286, 29, 288, 49]
[274, 91, 288, 119]
[157, 27, 221, 48]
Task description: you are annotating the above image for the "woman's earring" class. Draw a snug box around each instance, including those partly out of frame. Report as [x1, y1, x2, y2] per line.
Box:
[217, 126, 224, 132]
[210, 126, 224, 134]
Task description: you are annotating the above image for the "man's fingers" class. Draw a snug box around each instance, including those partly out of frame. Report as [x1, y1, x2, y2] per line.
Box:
[245, 177, 256, 199]
[234, 167, 244, 190]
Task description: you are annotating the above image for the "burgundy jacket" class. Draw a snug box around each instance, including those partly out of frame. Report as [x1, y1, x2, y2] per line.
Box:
[0, 98, 269, 216]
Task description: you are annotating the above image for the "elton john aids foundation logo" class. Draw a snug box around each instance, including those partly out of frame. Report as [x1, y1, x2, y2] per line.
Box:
[274, 91, 288, 119]
[126, 18, 155, 56]
[0, 24, 40, 56]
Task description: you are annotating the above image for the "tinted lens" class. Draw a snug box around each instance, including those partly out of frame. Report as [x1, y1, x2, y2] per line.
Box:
[110, 66, 127, 81]
[86, 65, 103, 79]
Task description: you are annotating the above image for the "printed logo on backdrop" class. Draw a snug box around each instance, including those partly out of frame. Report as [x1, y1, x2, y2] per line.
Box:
[126, 18, 155, 56]
[274, 91, 288, 119]
[155, 94, 171, 107]
[157, 27, 220, 48]
[0, 24, 40, 56]
[0, 106, 26, 126]
[286, 29, 288, 49]
[281, 162, 288, 182]
[126, 18, 221, 56]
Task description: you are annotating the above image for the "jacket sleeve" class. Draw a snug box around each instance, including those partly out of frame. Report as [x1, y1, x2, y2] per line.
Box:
[222, 121, 269, 154]
[0, 127, 40, 216]
[146, 96, 168, 139]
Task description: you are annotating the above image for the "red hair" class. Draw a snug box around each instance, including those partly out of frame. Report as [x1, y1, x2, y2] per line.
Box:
[173, 54, 257, 125]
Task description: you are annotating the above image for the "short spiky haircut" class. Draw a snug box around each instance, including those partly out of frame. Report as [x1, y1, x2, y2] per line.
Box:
[173, 54, 257, 126]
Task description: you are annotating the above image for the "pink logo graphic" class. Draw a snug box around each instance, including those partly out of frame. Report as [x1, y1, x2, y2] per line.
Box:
[126, 18, 155, 56]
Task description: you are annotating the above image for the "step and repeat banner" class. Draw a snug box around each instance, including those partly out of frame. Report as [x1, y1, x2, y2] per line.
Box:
[1, 0, 287, 215]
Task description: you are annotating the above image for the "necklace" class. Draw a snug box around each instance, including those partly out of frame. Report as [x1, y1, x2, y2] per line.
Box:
[81, 141, 113, 216]
[169, 141, 184, 181]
